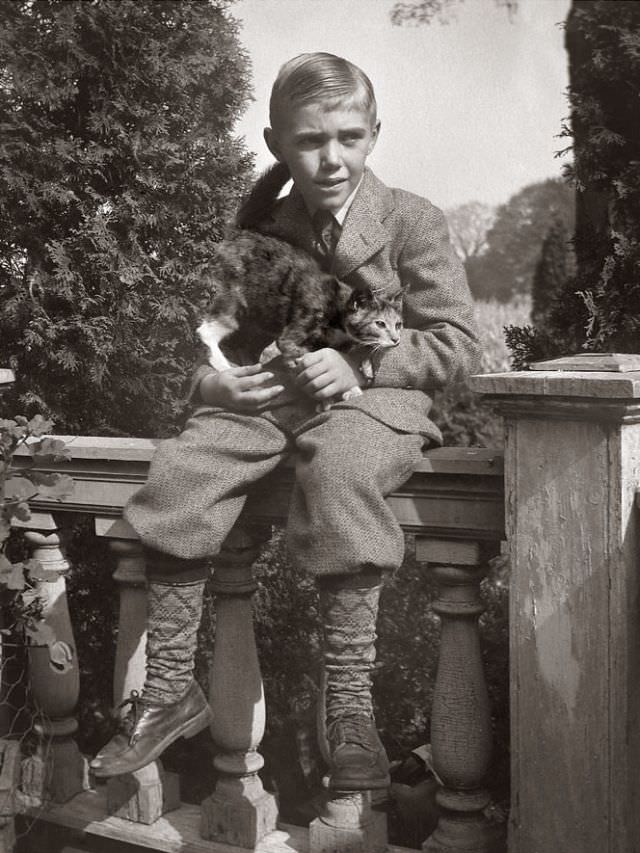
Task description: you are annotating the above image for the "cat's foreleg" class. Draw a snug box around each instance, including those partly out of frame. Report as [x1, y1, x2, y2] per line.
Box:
[339, 355, 372, 401]
[196, 318, 237, 370]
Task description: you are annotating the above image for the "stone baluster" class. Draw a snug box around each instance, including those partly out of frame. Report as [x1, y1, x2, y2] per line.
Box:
[309, 666, 388, 853]
[103, 535, 179, 824]
[20, 517, 88, 804]
[200, 524, 278, 848]
[416, 537, 504, 853]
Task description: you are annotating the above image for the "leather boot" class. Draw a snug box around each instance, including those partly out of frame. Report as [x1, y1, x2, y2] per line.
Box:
[91, 577, 212, 777]
[318, 569, 390, 790]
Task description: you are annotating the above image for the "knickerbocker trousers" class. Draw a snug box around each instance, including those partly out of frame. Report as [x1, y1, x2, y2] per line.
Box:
[124, 402, 426, 577]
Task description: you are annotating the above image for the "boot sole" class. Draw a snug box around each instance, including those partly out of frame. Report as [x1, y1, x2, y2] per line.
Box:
[330, 772, 391, 791]
[92, 705, 214, 778]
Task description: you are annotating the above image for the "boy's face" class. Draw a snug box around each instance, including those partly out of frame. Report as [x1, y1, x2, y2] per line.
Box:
[265, 102, 379, 214]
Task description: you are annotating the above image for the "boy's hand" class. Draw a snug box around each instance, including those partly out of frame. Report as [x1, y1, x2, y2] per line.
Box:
[294, 349, 362, 402]
[199, 364, 285, 412]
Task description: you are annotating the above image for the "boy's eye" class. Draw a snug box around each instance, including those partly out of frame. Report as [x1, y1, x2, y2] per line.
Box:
[341, 132, 364, 144]
[295, 135, 324, 149]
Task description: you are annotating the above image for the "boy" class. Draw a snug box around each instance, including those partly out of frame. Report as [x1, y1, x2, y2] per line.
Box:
[90, 52, 479, 791]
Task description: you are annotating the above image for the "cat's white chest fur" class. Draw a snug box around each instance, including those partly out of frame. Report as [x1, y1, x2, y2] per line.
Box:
[196, 318, 235, 371]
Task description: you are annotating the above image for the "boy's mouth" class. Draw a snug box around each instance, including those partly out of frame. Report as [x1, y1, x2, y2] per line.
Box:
[315, 178, 347, 188]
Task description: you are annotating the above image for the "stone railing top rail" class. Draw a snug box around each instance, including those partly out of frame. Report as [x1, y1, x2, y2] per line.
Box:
[12, 436, 506, 541]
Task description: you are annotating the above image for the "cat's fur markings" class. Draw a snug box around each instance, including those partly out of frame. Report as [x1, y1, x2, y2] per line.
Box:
[196, 229, 405, 404]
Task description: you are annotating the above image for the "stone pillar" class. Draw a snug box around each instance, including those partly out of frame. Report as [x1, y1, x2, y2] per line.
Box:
[20, 519, 88, 803]
[471, 353, 640, 853]
[103, 536, 179, 824]
[200, 525, 278, 848]
[416, 537, 504, 853]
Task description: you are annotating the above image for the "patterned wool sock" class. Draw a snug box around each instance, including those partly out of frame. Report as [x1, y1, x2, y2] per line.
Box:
[318, 569, 382, 725]
[142, 578, 205, 705]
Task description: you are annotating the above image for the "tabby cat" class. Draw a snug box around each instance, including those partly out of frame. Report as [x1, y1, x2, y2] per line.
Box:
[197, 165, 404, 403]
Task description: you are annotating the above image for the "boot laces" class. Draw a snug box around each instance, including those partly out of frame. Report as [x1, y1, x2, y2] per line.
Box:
[327, 714, 378, 752]
[112, 689, 147, 745]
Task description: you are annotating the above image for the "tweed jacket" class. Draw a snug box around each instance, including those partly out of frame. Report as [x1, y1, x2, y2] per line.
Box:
[192, 168, 480, 443]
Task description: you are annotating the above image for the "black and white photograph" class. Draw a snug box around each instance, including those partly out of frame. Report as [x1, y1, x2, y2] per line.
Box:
[1, 1, 638, 851]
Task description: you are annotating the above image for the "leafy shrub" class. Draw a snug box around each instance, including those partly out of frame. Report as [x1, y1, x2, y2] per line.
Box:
[0, 414, 74, 664]
[0, 0, 253, 437]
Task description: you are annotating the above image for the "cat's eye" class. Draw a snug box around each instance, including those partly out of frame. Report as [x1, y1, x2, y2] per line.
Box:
[396, 322, 403, 331]
[375, 320, 387, 328]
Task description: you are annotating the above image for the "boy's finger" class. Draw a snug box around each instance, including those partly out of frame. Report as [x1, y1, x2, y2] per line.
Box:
[244, 384, 285, 401]
[296, 362, 327, 384]
[237, 371, 275, 390]
[296, 351, 323, 370]
[232, 363, 269, 376]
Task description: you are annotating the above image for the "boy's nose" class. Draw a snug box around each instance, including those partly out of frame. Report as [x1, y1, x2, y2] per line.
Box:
[320, 140, 342, 167]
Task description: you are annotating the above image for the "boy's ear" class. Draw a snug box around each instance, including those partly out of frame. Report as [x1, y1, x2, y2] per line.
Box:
[367, 120, 381, 155]
[264, 127, 283, 163]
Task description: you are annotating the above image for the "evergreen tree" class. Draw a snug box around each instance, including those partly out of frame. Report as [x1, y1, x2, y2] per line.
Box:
[0, 0, 253, 435]
[507, 1, 640, 364]
[531, 217, 574, 327]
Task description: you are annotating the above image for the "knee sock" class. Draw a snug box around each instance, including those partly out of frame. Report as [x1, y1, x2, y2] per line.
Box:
[142, 549, 208, 705]
[317, 566, 383, 725]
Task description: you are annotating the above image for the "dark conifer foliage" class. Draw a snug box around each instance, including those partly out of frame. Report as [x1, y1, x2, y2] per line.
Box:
[0, 0, 253, 435]
[530, 217, 575, 327]
[507, 0, 640, 364]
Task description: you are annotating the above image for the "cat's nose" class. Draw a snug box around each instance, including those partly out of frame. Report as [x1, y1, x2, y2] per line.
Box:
[390, 335, 400, 345]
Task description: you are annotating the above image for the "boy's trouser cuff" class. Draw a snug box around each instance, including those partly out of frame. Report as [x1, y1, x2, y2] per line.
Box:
[316, 564, 383, 591]
[142, 546, 209, 584]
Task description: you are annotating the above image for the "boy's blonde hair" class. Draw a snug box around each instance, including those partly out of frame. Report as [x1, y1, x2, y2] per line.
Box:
[269, 53, 377, 129]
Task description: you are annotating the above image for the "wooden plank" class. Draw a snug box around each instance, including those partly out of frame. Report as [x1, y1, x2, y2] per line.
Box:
[506, 414, 640, 852]
[530, 352, 640, 373]
[19, 789, 411, 853]
[471, 368, 640, 399]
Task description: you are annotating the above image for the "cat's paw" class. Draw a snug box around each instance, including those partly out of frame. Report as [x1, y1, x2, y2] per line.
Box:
[341, 386, 364, 401]
[360, 357, 374, 381]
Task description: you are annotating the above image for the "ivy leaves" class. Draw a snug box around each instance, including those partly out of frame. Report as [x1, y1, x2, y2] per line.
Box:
[0, 412, 73, 671]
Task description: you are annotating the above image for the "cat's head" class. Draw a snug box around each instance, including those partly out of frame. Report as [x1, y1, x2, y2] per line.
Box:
[338, 285, 405, 349]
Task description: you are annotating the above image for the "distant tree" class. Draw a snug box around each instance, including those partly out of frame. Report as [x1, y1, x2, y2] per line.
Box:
[444, 202, 496, 263]
[0, 0, 253, 436]
[530, 217, 575, 327]
[466, 179, 574, 302]
[391, 0, 516, 26]
[506, 0, 640, 363]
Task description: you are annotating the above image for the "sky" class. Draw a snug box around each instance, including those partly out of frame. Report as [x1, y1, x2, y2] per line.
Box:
[232, 0, 572, 211]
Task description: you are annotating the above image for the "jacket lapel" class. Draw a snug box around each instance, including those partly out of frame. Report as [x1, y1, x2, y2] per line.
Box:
[269, 168, 395, 279]
[333, 169, 395, 279]
[268, 186, 317, 257]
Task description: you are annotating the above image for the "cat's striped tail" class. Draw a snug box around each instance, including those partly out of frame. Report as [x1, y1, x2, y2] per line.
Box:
[235, 162, 291, 230]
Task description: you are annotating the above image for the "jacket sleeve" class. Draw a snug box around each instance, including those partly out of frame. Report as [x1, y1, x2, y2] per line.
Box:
[372, 200, 481, 392]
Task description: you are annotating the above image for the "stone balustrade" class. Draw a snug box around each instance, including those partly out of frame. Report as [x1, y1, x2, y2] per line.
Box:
[3, 353, 640, 853]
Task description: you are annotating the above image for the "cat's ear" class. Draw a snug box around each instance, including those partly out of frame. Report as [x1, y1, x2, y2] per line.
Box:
[347, 286, 376, 310]
[388, 285, 409, 305]
[335, 279, 354, 305]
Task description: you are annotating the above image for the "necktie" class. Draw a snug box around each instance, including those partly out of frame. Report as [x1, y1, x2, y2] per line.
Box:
[312, 209, 341, 269]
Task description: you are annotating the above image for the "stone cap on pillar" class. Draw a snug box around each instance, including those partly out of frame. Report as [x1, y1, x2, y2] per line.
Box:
[469, 353, 640, 423]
